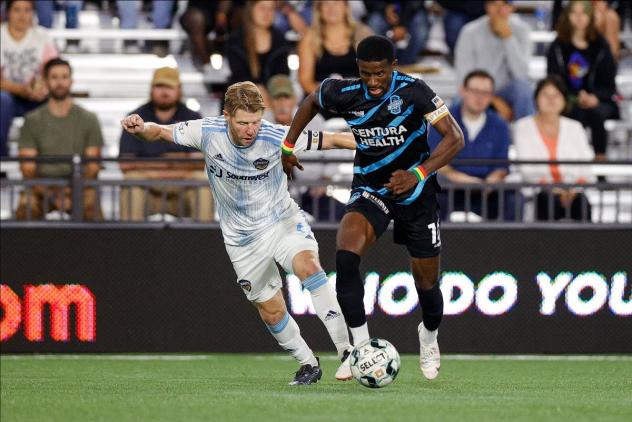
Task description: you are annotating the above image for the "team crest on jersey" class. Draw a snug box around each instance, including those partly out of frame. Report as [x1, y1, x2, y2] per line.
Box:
[387, 95, 403, 115]
[238, 279, 252, 292]
[252, 158, 269, 170]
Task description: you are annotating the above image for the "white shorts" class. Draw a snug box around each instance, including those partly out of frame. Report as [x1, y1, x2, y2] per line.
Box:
[225, 211, 319, 303]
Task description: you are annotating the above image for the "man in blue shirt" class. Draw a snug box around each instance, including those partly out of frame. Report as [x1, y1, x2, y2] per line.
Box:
[429, 69, 516, 220]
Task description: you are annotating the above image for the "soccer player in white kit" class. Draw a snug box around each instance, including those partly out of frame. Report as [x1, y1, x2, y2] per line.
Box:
[121, 81, 356, 385]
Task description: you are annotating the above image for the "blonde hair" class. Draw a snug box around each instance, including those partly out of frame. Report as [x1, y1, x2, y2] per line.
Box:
[309, 0, 357, 58]
[242, 0, 268, 79]
[224, 81, 265, 116]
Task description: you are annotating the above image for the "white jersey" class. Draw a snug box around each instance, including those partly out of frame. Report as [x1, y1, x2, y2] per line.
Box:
[173, 116, 321, 246]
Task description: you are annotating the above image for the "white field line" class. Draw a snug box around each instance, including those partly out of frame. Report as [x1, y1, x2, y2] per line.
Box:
[1, 354, 631, 362]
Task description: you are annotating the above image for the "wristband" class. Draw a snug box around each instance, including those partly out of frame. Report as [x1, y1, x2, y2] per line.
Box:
[411, 165, 428, 182]
[281, 139, 295, 156]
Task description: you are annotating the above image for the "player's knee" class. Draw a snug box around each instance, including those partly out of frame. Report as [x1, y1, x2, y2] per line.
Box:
[412, 264, 439, 290]
[293, 252, 323, 281]
[259, 307, 286, 326]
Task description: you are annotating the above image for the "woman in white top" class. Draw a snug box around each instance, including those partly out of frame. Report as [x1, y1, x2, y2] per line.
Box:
[513, 76, 594, 221]
[0, 0, 58, 157]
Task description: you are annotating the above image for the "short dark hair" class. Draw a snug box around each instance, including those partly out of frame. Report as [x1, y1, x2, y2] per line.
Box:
[43, 57, 72, 78]
[463, 69, 495, 88]
[356, 35, 395, 63]
[534, 75, 568, 111]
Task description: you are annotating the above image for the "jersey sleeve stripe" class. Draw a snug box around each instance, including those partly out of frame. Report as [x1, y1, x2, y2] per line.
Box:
[318, 78, 331, 109]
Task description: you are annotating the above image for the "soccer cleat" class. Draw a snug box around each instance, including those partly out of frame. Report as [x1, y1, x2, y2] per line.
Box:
[335, 347, 353, 381]
[418, 323, 440, 380]
[289, 357, 322, 385]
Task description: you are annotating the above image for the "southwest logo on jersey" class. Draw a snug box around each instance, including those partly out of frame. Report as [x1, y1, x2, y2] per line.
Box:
[387, 95, 403, 115]
[238, 279, 252, 292]
[253, 158, 269, 170]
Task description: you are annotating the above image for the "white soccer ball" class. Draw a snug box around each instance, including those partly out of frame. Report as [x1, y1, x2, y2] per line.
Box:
[350, 338, 400, 388]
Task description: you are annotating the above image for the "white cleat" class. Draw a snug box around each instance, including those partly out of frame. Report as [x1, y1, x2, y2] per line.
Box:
[418, 323, 440, 380]
[335, 347, 353, 381]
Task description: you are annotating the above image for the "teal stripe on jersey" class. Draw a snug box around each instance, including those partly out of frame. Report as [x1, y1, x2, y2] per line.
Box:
[353, 122, 427, 175]
[341, 84, 361, 92]
[348, 82, 409, 126]
[388, 104, 414, 127]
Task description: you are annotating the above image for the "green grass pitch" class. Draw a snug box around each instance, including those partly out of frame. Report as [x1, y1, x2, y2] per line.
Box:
[1, 354, 631, 422]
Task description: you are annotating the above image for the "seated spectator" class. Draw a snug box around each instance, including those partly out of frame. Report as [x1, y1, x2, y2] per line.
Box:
[1, 0, 58, 157]
[455, 0, 534, 121]
[263, 74, 325, 129]
[16, 58, 103, 221]
[514, 76, 593, 222]
[119, 67, 213, 222]
[297, 0, 372, 95]
[179, 0, 232, 69]
[364, 1, 429, 65]
[546, 0, 619, 163]
[436, 0, 486, 58]
[226, 0, 291, 105]
[429, 70, 515, 221]
[274, 0, 310, 37]
[593, 0, 621, 62]
[116, 0, 176, 56]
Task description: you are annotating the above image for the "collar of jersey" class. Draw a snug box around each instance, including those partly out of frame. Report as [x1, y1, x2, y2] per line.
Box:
[227, 127, 257, 150]
[363, 71, 399, 101]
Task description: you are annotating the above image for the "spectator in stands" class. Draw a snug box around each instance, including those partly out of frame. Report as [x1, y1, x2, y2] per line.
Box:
[34, 0, 82, 52]
[226, 0, 290, 104]
[118, 67, 213, 222]
[263, 74, 325, 129]
[116, 0, 176, 56]
[593, 0, 621, 62]
[297, 0, 372, 95]
[274, 0, 310, 37]
[514, 76, 593, 222]
[429, 70, 515, 221]
[364, 1, 429, 65]
[454, 0, 534, 122]
[547, 0, 619, 163]
[16, 58, 103, 220]
[436, 0, 486, 58]
[1, 0, 58, 157]
[179, 0, 233, 69]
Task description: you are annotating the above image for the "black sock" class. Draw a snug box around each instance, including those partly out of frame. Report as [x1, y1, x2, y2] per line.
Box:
[416, 283, 443, 331]
[335, 250, 366, 328]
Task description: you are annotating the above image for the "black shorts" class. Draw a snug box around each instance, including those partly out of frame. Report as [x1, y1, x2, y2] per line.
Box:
[345, 189, 441, 258]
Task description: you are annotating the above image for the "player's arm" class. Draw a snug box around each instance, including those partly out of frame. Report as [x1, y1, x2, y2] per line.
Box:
[321, 132, 356, 150]
[120, 114, 175, 143]
[281, 93, 321, 179]
[385, 107, 464, 195]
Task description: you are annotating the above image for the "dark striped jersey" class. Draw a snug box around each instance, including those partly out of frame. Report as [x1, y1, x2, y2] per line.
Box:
[316, 71, 449, 204]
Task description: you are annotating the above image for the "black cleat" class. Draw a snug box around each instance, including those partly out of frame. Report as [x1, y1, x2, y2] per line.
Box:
[289, 357, 322, 385]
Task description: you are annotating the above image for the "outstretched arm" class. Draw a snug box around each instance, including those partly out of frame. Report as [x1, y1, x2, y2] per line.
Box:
[321, 132, 356, 150]
[120, 114, 175, 143]
[282, 93, 321, 179]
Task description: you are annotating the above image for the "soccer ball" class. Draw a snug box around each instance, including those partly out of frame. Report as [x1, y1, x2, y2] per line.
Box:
[350, 338, 400, 388]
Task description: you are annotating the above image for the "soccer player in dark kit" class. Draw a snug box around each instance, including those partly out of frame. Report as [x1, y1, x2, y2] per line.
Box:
[281, 35, 464, 380]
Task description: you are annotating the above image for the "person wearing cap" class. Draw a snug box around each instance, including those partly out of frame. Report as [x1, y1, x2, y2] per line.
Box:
[118, 67, 214, 221]
[16, 57, 103, 220]
[454, 0, 534, 121]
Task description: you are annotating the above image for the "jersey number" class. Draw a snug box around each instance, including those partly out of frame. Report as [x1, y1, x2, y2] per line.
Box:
[427, 222, 441, 246]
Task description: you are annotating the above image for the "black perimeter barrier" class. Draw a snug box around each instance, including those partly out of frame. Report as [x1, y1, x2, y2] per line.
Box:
[1, 226, 630, 354]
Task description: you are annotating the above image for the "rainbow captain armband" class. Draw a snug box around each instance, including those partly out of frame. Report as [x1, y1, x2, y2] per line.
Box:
[281, 139, 295, 156]
[411, 165, 429, 182]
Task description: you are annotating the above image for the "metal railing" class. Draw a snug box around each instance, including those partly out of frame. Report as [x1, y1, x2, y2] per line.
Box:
[1, 155, 631, 225]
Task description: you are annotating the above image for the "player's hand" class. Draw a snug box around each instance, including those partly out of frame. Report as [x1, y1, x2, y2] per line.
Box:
[121, 114, 145, 134]
[281, 154, 304, 180]
[384, 170, 418, 195]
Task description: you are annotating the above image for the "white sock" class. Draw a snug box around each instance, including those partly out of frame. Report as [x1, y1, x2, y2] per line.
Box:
[303, 271, 351, 358]
[266, 312, 318, 366]
[419, 322, 438, 345]
[349, 323, 370, 345]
